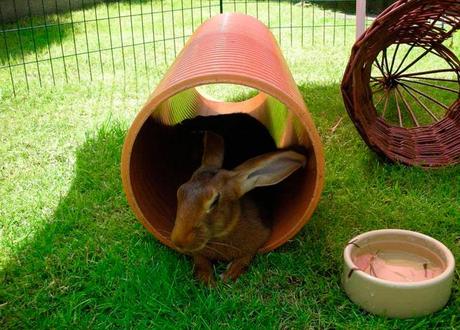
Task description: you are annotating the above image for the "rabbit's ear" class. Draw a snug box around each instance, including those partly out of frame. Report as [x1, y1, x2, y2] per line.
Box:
[201, 131, 224, 168]
[233, 151, 306, 196]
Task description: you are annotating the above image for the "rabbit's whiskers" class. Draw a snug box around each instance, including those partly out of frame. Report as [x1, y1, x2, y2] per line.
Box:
[203, 245, 228, 259]
[208, 240, 242, 253]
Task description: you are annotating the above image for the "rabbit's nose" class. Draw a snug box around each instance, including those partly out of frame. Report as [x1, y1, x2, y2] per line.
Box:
[171, 230, 196, 251]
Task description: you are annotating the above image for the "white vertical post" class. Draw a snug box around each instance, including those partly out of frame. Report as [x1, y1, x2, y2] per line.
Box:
[356, 0, 367, 39]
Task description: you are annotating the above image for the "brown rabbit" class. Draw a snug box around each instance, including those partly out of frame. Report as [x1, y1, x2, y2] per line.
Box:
[171, 131, 306, 285]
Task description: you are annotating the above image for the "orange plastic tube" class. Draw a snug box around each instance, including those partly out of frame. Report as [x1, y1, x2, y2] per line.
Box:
[121, 13, 324, 253]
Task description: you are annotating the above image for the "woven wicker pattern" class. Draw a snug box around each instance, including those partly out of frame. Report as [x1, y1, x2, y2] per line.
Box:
[342, 0, 460, 167]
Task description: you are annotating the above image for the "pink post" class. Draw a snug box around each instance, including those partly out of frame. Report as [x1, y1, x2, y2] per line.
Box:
[356, 0, 366, 39]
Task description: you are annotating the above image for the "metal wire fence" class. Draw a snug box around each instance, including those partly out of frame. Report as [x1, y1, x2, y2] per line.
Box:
[0, 1, 393, 95]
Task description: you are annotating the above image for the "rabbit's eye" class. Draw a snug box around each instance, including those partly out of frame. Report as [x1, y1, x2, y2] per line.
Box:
[209, 193, 220, 211]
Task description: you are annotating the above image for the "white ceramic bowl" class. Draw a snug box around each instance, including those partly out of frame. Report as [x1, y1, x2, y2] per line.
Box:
[342, 229, 455, 318]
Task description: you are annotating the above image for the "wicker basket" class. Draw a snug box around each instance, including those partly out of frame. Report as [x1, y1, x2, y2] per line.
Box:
[342, 0, 460, 167]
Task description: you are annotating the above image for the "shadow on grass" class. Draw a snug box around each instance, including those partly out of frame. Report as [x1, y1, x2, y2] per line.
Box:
[0, 16, 73, 64]
[0, 123, 193, 328]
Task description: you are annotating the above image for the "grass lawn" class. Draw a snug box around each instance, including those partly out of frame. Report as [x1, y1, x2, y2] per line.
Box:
[1, 1, 459, 328]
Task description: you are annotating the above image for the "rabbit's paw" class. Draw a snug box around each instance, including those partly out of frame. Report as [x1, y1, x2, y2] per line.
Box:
[193, 254, 215, 286]
[222, 255, 253, 282]
[195, 269, 216, 286]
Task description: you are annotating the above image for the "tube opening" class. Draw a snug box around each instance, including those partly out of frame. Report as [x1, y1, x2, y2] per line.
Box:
[129, 92, 318, 251]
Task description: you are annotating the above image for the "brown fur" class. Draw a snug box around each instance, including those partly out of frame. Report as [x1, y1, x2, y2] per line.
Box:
[171, 131, 306, 285]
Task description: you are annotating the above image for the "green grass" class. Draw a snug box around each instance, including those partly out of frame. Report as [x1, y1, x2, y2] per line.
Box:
[1, 1, 460, 329]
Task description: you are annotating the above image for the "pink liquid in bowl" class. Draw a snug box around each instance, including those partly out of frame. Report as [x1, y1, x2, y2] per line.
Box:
[352, 241, 445, 282]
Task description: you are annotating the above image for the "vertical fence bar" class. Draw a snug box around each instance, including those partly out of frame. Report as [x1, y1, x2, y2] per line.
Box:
[278, 0, 281, 45]
[171, 0, 177, 57]
[267, 0, 270, 28]
[312, 3, 315, 45]
[105, 1, 116, 74]
[140, 0, 148, 81]
[191, 0, 195, 30]
[290, 0, 293, 46]
[160, 0, 167, 63]
[81, 0, 93, 81]
[55, 0, 68, 83]
[93, 0, 104, 79]
[41, 0, 56, 85]
[12, 0, 30, 90]
[26, 0, 42, 87]
[356, 0, 366, 39]
[117, 1, 126, 72]
[333, 1, 337, 45]
[128, 0, 138, 83]
[200, 0, 203, 23]
[322, 6, 325, 44]
[150, 0, 157, 66]
[68, 0, 81, 81]
[220, 0, 223, 14]
[0, 6, 16, 96]
[180, 0, 185, 45]
[301, 0, 304, 47]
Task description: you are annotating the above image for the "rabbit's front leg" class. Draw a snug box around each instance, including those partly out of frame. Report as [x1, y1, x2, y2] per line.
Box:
[193, 254, 215, 286]
[222, 254, 254, 282]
